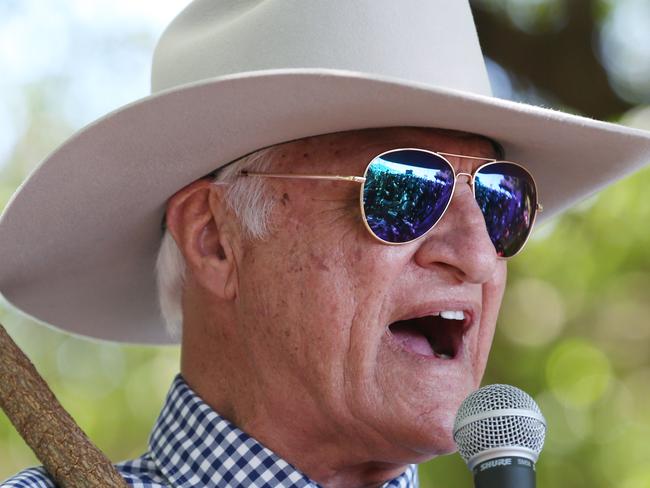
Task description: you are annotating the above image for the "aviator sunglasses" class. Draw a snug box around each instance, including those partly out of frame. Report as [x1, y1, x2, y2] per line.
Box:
[241, 148, 542, 258]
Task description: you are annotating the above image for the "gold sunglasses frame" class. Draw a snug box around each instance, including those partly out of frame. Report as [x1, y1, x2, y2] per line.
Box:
[241, 148, 543, 258]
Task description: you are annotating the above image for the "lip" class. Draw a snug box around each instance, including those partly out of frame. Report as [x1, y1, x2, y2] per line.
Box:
[388, 302, 478, 334]
[385, 301, 479, 360]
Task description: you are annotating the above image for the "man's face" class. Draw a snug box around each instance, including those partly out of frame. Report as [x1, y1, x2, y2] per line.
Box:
[232, 127, 507, 462]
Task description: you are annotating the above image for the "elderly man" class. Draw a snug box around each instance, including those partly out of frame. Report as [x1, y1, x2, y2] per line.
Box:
[2, 1, 650, 487]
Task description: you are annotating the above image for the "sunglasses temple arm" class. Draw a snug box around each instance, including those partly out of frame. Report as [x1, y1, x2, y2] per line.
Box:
[241, 172, 366, 183]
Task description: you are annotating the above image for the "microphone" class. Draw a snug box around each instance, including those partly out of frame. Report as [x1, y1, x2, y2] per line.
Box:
[453, 384, 546, 488]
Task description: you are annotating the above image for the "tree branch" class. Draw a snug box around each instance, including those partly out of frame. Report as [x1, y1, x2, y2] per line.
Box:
[0, 323, 128, 487]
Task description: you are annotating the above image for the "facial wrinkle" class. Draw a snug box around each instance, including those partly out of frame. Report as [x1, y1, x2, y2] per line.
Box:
[338, 241, 395, 455]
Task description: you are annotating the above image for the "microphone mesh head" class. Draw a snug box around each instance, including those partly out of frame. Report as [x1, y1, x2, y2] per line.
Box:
[453, 384, 546, 465]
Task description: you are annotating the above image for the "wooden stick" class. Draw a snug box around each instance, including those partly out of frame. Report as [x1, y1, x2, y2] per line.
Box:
[0, 322, 128, 487]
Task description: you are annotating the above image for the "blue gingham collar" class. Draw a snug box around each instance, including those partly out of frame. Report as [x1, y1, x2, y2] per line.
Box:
[148, 374, 418, 487]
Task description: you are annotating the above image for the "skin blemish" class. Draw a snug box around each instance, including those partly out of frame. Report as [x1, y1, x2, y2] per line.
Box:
[354, 247, 363, 262]
[309, 251, 331, 272]
[303, 153, 309, 158]
[281, 192, 290, 206]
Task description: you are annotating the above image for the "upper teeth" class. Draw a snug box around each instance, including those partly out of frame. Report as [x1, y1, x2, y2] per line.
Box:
[440, 310, 464, 320]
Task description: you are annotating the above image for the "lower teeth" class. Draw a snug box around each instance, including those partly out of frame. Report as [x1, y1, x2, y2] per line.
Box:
[434, 352, 452, 360]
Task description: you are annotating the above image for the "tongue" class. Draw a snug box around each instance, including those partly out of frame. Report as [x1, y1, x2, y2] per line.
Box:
[391, 323, 434, 356]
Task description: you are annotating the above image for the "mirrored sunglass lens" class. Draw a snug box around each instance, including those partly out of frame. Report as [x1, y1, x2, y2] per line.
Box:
[362, 150, 455, 243]
[474, 163, 537, 257]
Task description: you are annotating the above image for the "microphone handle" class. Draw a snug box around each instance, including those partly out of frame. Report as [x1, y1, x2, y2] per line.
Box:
[472, 456, 536, 488]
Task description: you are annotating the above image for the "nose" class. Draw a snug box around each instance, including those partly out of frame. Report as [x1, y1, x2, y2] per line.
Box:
[413, 178, 498, 284]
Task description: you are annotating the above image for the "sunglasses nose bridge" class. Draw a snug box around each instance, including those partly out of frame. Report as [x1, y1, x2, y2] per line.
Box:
[454, 171, 474, 188]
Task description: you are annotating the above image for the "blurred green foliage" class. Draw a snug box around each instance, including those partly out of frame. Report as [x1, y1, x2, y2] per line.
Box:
[1, 1, 650, 486]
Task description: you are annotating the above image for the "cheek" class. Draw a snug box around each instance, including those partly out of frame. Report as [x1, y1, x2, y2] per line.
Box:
[238, 189, 410, 375]
[485, 262, 507, 318]
[474, 262, 507, 376]
[238, 234, 358, 364]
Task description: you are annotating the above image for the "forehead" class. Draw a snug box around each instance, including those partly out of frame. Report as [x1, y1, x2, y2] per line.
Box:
[272, 127, 500, 172]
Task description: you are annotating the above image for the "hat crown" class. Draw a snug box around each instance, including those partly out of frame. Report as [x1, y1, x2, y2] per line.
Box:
[152, 0, 492, 96]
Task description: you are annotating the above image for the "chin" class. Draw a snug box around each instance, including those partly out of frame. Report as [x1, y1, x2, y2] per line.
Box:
[393, 407, 460, 461]
[425, 410, 458, 454]
[434, 429, 458, 455]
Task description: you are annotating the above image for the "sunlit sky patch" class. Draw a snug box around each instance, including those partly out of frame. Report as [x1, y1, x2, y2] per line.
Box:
[599, 0, 650, 103]
[0, 0, 192, 170]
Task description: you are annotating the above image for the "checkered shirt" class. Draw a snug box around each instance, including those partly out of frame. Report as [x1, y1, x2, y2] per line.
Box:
[2, 374, 419, 487]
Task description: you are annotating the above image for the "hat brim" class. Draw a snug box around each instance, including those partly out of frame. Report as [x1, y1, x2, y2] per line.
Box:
[1, 68, 649, 344]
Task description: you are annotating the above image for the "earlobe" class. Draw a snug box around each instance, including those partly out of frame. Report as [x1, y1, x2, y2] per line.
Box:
[164, 179, 240, 301]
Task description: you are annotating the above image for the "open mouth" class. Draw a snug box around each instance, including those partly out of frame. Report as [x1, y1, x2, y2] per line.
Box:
[388, 311, 468, 359]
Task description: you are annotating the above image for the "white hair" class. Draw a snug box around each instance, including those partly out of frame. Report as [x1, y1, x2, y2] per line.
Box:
[155, 147, 279, 340]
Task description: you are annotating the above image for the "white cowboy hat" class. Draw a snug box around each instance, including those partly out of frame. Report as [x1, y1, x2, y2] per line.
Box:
[1, 0, 649, 345]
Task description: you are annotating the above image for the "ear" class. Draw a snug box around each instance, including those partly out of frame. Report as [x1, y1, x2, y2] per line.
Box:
[165, 179, 240, 300]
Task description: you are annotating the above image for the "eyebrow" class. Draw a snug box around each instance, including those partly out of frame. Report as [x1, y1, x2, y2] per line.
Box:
[455, 134, 505, 160]
[488, 138, 506, 160]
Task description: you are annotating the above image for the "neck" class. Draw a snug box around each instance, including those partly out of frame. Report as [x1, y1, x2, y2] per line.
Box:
[182, 362, 412, 487]
[179, 297, 415, 487]
[241, 409, 412, 487]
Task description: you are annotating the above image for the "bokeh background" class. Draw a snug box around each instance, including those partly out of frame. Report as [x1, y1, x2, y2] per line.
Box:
[1, 0, 649, 486]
